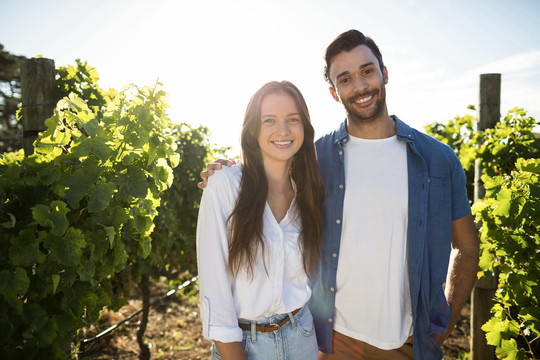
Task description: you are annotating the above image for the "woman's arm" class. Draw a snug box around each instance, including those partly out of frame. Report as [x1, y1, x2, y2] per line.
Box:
[196, 173, 244, 346]
[214, 341, 247, 360]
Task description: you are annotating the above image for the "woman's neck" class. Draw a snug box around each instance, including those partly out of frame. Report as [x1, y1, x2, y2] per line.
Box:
[263, 160, 293, 194]
[262, 160, 295, 223]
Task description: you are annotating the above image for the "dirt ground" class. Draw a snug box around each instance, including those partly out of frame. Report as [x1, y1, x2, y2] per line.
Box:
[76, 281, 471, 359]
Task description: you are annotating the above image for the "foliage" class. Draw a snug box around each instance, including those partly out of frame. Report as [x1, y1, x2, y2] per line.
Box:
[149, 123, 228, 279]
[473, 158, 540, 360]
[0, 82, 178, 358]
[427, 107, 540, 178]
[0, 44, 25, 153]
[426, 108, 540, 359]
[55, 59, 117, 120]
[1, 57, 223, 359]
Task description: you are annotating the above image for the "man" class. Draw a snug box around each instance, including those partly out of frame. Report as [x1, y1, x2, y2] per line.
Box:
[200, 30, 479, 360]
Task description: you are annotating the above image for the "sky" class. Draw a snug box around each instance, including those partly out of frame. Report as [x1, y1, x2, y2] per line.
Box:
[1, 0, 539, 156]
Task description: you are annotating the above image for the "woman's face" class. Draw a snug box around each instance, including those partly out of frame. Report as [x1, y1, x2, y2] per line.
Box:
[257, 92, 304, 167]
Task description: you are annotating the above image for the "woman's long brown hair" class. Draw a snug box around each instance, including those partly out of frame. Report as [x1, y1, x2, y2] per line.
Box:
[227, 81, 324, 279]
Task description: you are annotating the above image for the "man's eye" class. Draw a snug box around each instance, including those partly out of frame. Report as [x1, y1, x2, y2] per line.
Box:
[339, 78, 350, 84]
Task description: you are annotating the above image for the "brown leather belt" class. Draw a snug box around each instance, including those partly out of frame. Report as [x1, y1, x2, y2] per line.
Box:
[238, 308, 302, 333]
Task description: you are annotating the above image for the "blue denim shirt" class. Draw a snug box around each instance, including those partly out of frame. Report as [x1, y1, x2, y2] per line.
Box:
[309, 116, 471, 360]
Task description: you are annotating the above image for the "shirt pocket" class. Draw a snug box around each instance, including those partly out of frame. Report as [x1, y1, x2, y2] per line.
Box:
[428, 177, 446, 218]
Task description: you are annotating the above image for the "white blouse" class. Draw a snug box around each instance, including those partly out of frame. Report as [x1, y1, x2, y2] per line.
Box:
[196, 165, 311, 343]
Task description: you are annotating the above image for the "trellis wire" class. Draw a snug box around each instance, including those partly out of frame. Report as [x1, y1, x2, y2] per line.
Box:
[77, 276, 198, 358]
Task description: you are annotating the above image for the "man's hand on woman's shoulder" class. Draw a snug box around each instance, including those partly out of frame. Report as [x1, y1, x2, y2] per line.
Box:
[198, 159, 237, 189]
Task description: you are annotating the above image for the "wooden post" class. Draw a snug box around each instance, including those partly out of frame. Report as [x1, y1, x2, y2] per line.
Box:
[470, 73, 500, 360]
[20, 58, 55, 156]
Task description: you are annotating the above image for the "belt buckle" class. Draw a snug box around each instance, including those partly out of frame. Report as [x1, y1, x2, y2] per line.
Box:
[267, 323, 280, 332]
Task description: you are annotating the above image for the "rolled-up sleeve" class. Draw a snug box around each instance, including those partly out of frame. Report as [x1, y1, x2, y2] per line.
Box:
[196, 171, 243, 343]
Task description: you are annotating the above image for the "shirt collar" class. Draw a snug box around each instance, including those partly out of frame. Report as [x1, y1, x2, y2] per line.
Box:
[334, 115, 415, 144]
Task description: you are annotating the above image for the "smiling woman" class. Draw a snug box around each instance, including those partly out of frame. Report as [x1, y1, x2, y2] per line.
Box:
[196, 80, 324, 360]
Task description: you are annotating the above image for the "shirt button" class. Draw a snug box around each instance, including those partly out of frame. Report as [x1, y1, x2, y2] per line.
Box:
[328, 318, 333, 323]
[336, 219, 341, 224]
[339, 184, 344, 189]
[338, 151, 343, 156]
[330, 287, 335, 292]
[332, 253, 337, 258]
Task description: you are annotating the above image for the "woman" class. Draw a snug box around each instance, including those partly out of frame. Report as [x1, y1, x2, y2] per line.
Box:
[196, 81, 324, 360]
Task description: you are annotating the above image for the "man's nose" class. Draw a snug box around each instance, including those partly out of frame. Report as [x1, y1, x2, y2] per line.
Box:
[352, 76, 368, 92]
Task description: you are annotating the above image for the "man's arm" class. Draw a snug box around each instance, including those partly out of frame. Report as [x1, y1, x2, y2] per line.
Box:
[197, 159, 236, 189]
[436, 212, 479, 344]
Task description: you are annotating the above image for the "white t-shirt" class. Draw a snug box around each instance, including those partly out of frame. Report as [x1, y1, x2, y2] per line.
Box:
[196, 165, 311, 343]
[334, 134, 413, 349]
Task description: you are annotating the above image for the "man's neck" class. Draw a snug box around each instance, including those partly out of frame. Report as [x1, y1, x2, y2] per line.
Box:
[346, 112, 396, 139]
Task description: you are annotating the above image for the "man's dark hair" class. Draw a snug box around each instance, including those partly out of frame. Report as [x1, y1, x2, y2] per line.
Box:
[323, 30, 384, 88]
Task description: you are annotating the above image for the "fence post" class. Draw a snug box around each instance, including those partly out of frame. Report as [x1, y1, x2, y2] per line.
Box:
[20, 58, 55, 156]
[470, 73, 500, 360]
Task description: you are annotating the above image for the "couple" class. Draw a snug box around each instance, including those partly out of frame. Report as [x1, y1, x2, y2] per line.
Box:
[196, 30, 479, 360]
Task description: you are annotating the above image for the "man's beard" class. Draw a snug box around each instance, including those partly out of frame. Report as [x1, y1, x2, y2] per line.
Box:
[343, 85, 386, 125]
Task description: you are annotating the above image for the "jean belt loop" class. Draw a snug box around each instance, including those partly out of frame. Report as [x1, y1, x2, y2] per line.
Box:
[288, 310, 297, 329]
[250, 321, 257, 342]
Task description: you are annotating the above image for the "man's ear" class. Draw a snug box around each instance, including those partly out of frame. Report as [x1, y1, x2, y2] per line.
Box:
[383, 66, 389, 84]
[329, 87, 340, 102]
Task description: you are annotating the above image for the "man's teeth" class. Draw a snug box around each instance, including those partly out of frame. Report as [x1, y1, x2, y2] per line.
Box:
[355, 95, 373, 104]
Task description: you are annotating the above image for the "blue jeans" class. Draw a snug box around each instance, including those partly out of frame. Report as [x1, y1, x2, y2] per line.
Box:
[211, 306, 318, 360]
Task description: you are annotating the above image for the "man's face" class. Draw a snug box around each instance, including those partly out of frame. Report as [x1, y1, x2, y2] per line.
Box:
[328, 45, 388, 125]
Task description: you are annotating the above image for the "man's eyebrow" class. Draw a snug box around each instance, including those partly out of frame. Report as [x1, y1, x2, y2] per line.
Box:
[335, 62, 376, 80]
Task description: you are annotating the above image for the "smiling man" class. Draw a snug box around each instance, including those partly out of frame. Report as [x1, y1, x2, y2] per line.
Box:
[309, 29, 479, 360]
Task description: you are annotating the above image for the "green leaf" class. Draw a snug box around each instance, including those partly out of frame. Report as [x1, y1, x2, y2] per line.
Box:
[119, 166, 148, 198]
[72, 137, 112, 163]
[483, 317, 503, 346]
[9, 229, 46, 266]
[32, 204, 51, 226]
[64, 170, 93, 208]
[32, 201, 69, 236]
[52, 312, 81, 339]
[103, 226, 116, 248]
[0, 212, 16, 229]
[88, 182, 116, 213]
[0, 267, 30, 313]
[24, 302, 48, 332]
[49, 201, 69, 236]
[77, 260, 96, 281]
[45, 228, 87, 266]
[38, 318, 58, 347]
[496, 338, 519, 360]
[51, 274, 60, 295]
